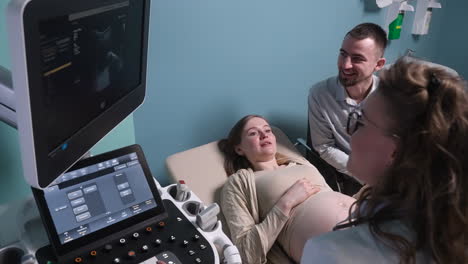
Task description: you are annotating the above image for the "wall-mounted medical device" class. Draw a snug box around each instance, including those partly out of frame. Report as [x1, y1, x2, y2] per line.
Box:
[3, 0, 150, 189]
[377, 0, 415, 40]
[412, 0, 442, 35]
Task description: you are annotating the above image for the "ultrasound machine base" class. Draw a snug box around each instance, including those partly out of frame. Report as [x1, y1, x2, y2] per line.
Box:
[31, 145, 240, 264]
[35, 199, 216, 264]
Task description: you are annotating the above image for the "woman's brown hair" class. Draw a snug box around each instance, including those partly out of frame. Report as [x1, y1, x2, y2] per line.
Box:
[337, 58, 468, 263]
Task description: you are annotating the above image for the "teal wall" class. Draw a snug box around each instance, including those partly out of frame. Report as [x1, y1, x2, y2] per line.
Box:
[0, 0, 136, 204]
[0, 0, 467, 204]
[134, 0, 467, 186]
[435, 1, 468, 78]
[0, 0, 30, 204]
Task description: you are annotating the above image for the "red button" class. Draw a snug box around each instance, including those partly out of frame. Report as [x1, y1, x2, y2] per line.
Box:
[127, 250, 136, 258]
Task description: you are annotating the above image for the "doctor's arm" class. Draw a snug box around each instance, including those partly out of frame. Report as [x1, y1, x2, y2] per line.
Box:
[301, 236, 341, 264]
[301, 228, 378, 264]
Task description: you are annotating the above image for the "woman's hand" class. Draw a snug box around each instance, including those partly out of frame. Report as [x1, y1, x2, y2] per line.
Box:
[276, 178, 322, 216]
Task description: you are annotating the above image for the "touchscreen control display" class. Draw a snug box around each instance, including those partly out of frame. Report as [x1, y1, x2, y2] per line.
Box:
[43, 152, 156, 245]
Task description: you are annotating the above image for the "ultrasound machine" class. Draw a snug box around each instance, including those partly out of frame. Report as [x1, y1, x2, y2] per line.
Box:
[0, 0, 241, 263]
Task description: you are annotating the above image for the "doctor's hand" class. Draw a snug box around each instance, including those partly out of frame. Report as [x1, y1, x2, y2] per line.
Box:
[276, 178, 322, 216]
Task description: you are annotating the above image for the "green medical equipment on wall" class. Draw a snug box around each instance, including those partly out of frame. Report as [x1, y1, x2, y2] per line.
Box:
[377, 0, 414, 40]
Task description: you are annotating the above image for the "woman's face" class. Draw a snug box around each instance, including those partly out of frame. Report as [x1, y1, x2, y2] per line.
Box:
[347, 92, 398, 186]
[235, 117, 277, 164]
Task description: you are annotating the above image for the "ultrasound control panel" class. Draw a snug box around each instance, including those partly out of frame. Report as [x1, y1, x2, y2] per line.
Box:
[36, 199, 215, 264]
[32, 145, 241, 264]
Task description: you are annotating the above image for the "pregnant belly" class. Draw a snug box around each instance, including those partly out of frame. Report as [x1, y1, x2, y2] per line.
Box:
[279, 190, 356, 262]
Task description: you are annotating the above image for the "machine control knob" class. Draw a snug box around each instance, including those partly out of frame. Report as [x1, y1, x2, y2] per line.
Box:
[104, 244, 113, 252]
[90, 250, 97, 257]
[154, 239, 162, 246]
[113, 258, 121, 263]
[74, 257, 82, 263]
[142, 245, 149, 252]
[119, 238, 126, 245]
[193, 234, 200, 241]
[182, 240, 189, 247]
[169, 235, 176, 242]
[145, 226, 153, 233]
[132, 232, 140, 239]
[127, 250, 136, 259]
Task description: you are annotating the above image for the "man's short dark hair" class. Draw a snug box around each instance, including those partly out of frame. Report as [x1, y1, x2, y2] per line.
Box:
[346, 23, 387, 57]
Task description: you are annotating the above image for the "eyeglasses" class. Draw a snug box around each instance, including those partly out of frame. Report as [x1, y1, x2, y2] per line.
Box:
[346, 110, 399, 139]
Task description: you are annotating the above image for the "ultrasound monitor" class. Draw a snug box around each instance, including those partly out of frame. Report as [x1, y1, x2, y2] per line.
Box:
[6, 0, 150, 188]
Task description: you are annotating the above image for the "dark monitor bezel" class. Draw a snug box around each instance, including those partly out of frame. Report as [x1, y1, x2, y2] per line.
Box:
[21, 0, 150, 188]
[32, 144, 166, 256]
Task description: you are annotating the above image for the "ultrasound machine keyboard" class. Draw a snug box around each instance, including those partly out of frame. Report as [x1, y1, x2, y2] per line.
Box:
[31, 145, 243, 264]
[36, 199, 215, 264]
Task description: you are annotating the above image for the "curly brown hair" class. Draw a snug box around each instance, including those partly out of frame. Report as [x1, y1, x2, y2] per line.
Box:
[336, 58, 468, 263]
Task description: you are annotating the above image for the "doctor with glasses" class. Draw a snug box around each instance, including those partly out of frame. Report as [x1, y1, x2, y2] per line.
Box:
[302, 58, 467, 264]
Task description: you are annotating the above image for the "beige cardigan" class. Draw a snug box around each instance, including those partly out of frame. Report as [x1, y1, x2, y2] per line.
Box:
[220, 155, 310, 264]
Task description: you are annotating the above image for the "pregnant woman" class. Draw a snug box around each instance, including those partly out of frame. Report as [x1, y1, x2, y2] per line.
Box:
[219, 115, 356, 264]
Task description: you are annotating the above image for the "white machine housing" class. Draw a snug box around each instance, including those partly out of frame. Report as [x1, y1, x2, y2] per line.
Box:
[157, 180, 242, 264]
